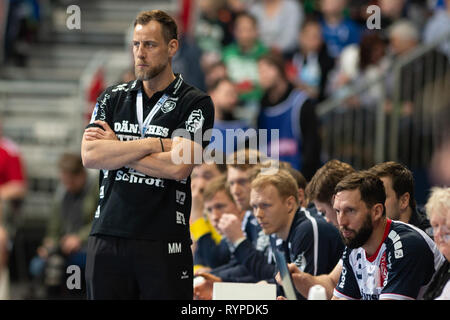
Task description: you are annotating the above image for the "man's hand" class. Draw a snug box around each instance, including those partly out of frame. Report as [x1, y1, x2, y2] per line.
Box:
[217, 213, 245, 243]
[81, 119, 173, 170]
[84, 120, 118, 141]
[193, 272, 222, 300]
[275, 263, 304, 293]
[60, 234, 82, 256]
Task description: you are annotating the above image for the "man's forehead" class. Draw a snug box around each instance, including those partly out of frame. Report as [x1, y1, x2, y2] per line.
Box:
[334, 189, 361, 206]
[193, 163, 217, 175]
[133, 21, 163, 38]
[251, 185, 277, 200]
[209, 190, 233, 203]
[227, 167, 249, 179]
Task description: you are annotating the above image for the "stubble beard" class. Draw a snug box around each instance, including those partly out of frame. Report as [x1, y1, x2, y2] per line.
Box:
[135, 62, 166, 81]
[340, 214, 373, 249]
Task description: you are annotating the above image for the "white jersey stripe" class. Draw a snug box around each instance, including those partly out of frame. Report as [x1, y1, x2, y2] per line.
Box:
[304, 210, 319, 276]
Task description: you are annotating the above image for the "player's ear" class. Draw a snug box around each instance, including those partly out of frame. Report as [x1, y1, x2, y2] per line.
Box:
[372, 203, 384, 221]
[399, 192, 410, 211]
[167, 38, 178, 58]
[285, 195, 297, 214]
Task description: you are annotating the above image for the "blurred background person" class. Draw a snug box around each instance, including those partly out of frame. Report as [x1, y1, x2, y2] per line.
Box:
[0, 117, 26, 300]
[288, 17, 335, 102]
[319, 0, 362, 59]
[257, 51, 321, 180]
[222, 12, 268, 122]
[424, 0, 450, 59]
[27, 153, 97, 299]
[3, 0, 41, 66]
[249, 0, 304, 57]
[423, 187, 450, 300]
[194, 0, 234, 70]
[173, 15, 206, 92]
[207, 77, 256, 155]
[328, 31, 388, 104]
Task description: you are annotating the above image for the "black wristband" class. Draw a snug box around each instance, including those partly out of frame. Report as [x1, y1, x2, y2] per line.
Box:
[159, 137, 164, 152]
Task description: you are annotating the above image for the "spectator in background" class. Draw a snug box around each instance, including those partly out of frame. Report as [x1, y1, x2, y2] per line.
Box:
[173, 25, 206, 92]
[28, 153, 98, 298]
[0, 207, 8, 299]
[423, 187, 450, 300]
[4, 0, 40, 66]
[203, 60, 229, 91]
[207, 77, 255, 155]
[424, 0, 450, 59]
[257, 51, 321, 180]
[249, 0, 304, 57]
[0, 118, 26, 207]
[368, 161, 433, 238]
[0, 117, 26, 300]
[385, 20, 449, 166]
[251, 169, 343, 299]
[378, 0, 428, 31]
[328, 31, 389, 107]
[388, 19, 419, 60]
[430, 139, 450, 187]
[289, 17, 335, 102]
[305, 160, 355, 227]
[195, 0, 234, 67]
[222, 12, 268, 120]
[319, 0, 361, 59]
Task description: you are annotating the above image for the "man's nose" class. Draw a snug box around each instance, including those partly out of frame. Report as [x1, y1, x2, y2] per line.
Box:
[136, 43, 145, 59]
[254, 207, 263, 219]
[337, 212, 347, 227]
[231, 184, 241, 196]
[211, 209, 221, 224]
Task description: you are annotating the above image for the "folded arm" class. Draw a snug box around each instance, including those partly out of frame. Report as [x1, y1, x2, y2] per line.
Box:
[81, 120, 165, 170]
[82, 120, 199, 180]
[129, 137, 202, 180]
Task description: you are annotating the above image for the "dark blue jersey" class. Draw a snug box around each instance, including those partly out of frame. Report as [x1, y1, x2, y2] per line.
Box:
[258, 88, 308, 171]
[273, 207, 344, 299]
[210, 211, 273, 282]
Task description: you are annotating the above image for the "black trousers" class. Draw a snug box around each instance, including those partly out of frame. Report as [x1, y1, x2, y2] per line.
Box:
[85, 235, 193, 300]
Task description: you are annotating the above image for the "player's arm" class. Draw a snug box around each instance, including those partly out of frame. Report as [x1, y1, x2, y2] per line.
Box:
[128, 137, 201, 180]
[285, 261, 342, 299]
[81, 120, 166, 170]
[130, 95, 215, 180]
[0, 181, 26, 201]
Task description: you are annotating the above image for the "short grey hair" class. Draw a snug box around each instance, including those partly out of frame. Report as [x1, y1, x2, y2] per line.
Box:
[389, 19, 420, 42]
[425, 187, 450, 220]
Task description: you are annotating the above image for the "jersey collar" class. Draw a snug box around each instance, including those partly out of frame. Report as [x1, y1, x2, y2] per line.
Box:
[366, 218, 392, 262]
[129, 73, 184, 97]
